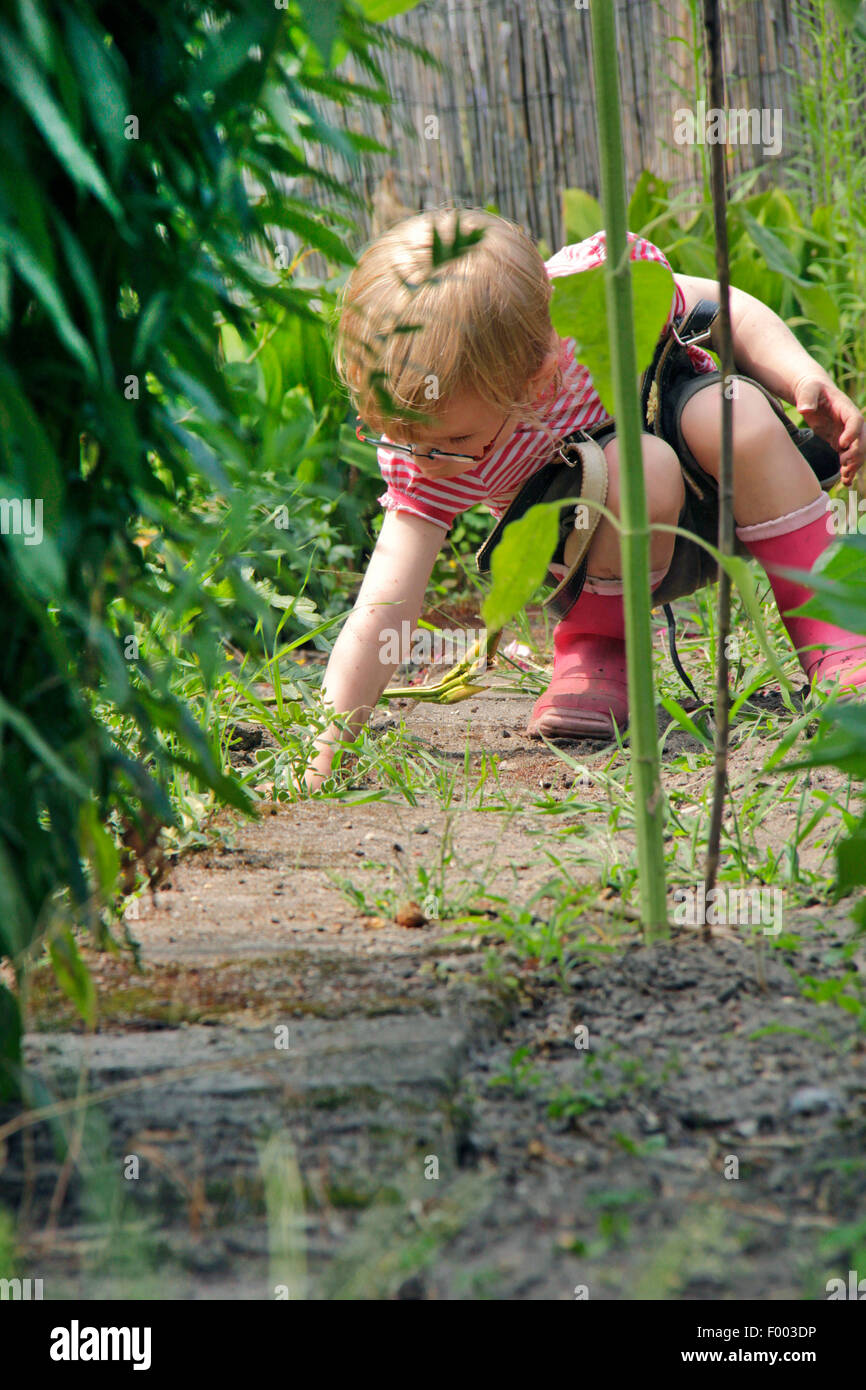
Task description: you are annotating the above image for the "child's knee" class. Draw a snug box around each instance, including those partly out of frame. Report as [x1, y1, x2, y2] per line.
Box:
[681, 379, 779, 466]
[603, 434, 684, 521]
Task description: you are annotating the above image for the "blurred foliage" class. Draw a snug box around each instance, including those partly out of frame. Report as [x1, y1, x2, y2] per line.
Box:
[0, 0, 426, 1098]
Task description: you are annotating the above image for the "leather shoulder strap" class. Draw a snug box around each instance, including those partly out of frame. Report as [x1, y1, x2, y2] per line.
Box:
[677, 298, 719, 341]
[543, 435, 608, 615]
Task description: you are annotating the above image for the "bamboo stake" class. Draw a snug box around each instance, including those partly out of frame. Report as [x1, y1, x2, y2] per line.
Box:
[701, 0, 735, 943]
[590, 0, 669, 939]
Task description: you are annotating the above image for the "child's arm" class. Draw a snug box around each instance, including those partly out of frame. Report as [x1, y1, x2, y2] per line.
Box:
[674, 273, 866, 485]
[304, 507, 446, 791]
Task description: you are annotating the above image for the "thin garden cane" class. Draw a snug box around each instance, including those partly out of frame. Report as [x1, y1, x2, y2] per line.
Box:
[702, 0, 736, 943]
[590, 0, 668, 937]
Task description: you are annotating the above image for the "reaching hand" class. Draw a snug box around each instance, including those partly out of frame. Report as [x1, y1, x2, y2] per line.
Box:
[794, 376, 866, 487]
[303, 765, 327, 794]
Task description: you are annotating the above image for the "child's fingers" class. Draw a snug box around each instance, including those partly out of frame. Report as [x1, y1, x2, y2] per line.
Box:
[839, 418, 866, 460]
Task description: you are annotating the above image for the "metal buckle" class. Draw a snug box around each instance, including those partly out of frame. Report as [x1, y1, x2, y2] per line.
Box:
[671, 320, 713, 349]
[556, 428, 591, 466]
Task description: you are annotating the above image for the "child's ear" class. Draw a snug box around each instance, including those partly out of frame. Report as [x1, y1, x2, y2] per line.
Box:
[526, 336, 561, 400]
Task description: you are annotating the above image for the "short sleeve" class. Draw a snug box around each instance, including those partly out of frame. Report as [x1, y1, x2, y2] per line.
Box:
[377, 446, 464, 530]
[546, 231, 682, 332]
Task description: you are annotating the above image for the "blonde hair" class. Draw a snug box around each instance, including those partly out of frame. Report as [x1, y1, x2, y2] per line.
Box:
[334, 206, 562, 441]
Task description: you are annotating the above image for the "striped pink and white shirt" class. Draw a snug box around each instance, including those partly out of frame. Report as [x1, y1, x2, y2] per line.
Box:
[376, 231, 716, 530]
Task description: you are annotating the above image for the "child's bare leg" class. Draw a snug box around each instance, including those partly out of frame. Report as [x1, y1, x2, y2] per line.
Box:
[678, 380, 820, 521]
[563, 434, 685, 577]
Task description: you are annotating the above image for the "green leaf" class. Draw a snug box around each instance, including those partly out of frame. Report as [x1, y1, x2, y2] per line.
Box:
[356, 0, 425, 19]
[133, 291, 171, 366]
[739, 208, 808, 286]
[430, 219, 485, 267]
[17, 0, 53, 67]
[0, 692, 91, 799]
[0, 222, 97, 377]
[297, 0, 341, 63]
[550, 259, 674, 415]
[0, 22, 122, 220]
[828, 0, 866, 39]
[0, 982, 22, 1103]
[794, 280, 840, 334]
[188, 12, 272, 97]
[79, 803, 120, 901]
[837, 825, 866, 893]
[659, 693, 713, 749]
[52, 212, 113, 382]
[49, 928, 96, 1028]
[714, 553, 793, 690]
[776, 702, 866, 780]
[0, 365, 64, 509]
[0, 843, 30, 959]
[481, 501, 562, 632]
[63, 10, 129, 177]
[774, 533, 866, 635]
[562, 187, 604, 243]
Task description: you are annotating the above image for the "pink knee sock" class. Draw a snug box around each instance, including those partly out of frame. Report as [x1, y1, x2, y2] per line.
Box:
[553, 564, 670, 653]
[736, 494, 866, 684]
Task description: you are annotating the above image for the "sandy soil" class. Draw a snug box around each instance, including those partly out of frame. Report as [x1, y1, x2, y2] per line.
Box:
[3, 614, 865, 1301]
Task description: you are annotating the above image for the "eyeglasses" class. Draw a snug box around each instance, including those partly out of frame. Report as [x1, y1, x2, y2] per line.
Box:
[355, 414, 509, 465]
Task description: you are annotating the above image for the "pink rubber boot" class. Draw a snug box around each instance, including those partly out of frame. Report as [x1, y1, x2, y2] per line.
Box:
[528, 585, 632, 740]
[736, 494, 866, 690]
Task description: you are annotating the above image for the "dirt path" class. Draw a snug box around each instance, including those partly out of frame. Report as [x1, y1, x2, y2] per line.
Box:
[5, 654, 866, 1301]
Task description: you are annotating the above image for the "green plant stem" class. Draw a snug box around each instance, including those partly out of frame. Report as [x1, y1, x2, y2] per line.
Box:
[702, 0, 735, 939]
[590, 0, 668, 938]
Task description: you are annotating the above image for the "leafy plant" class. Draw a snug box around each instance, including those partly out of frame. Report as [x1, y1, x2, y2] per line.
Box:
[0, 0, 415, 1098]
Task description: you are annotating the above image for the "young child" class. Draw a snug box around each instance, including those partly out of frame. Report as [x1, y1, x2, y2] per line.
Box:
[304, 207, 866, 790]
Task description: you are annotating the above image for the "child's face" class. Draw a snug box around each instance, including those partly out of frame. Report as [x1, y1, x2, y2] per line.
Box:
[389, 391, 518, 480]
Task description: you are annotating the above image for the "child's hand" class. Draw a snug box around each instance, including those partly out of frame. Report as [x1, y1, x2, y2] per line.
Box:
[794, 375, 866, 486]
[303, 765, 328, 795]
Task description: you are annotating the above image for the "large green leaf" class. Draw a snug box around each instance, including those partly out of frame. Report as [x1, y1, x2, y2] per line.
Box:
[481, 500, 565, 632]
[550, 259, 674, 416]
